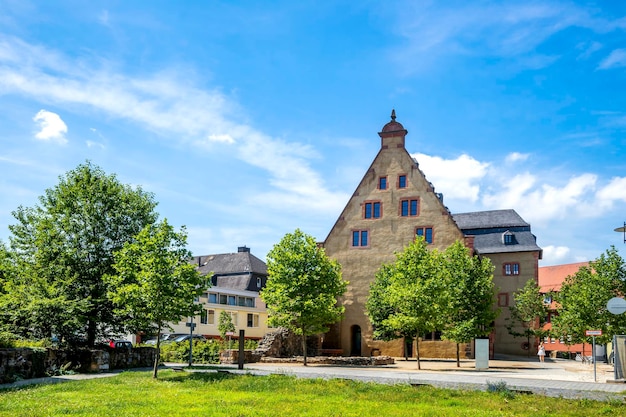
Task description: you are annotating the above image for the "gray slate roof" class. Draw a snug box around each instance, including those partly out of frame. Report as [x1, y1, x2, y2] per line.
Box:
[192, 251, 267, 277]
[452, 209, 542, 255]
[190, 250, 268, 292]
[453, 209, 529, 230]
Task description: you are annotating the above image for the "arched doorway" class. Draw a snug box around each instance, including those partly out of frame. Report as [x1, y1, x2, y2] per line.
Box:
[350, 325, 361, 356]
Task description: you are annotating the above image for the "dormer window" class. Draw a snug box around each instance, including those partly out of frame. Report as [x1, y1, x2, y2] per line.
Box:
[503, 231, 515, 245]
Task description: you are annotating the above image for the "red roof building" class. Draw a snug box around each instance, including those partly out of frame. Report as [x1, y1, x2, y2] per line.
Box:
[538, 262, 590, 357]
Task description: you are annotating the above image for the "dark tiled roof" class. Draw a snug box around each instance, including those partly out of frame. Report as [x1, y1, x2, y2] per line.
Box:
[452, 209, 542, 255]
[453, 209, 529, 230]
[192, 251, 267, 277]
[469, 231, 542, 254]
[214, 274, 257, 290]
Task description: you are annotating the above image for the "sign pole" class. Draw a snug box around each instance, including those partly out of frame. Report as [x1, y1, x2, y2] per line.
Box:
[593, 336, 597, 382]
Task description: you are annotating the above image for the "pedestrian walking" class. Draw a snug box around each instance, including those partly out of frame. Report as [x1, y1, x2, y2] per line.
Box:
[538, 341, 545, 362]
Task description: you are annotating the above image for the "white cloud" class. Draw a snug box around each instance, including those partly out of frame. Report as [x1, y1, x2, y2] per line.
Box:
[389, 2, 614, 73]
[598, 49, 626, 69]
[32, 109, 67, 144]
[86, 140, 105, 149]
[411, 153, 489, 202]
[207, 133, 235, 144]
[505, 152, 529, 163]
[542, 245, 571, 262]
[0, 35, 343, 214]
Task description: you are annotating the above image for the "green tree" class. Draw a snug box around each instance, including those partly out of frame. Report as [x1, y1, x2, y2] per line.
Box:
[105, 219, 204, 378]
[506, 279, 549, 355]
[366, 238, 448, 369]
[5, 162, 158, 346]
[261, 229, 347, 366]
[553, 247, 626, 348]
[218, 311, 236, 349]
[440, 241, 498, 367]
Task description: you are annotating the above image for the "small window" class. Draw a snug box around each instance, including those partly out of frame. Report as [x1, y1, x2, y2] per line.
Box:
[364, 201, 382, 219]
[398, 175, 407, 188]
[219, 294, 227, 305]
[378, 177, 387, 190]
[245, 297, 255, 308]
[416, 227, 433, 244]
[200, 309, 208, 324]
[352, 230, 369, 247]
[207, 310, 215, 325]
[247, 313, 259, 328]
[400, 198, 419, 217]
[238, 296, 246, 307]
[503, 231, 515, 245]
[256, 277, 262, 288]
[497, 293, 509, 307]
[503, 263, 520, 276]
[208, 293, 218, 304]
[229, 312, 238, 326]
[227, 295, 236, 306]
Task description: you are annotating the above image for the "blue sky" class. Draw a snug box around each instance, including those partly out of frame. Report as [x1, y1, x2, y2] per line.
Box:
[1, 1, 626, 266]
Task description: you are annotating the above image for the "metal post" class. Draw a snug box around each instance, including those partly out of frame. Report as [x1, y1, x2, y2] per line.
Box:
[593, 336, 597, 382]
[238, 329, 245, 370]
[186, 317, 195, 367]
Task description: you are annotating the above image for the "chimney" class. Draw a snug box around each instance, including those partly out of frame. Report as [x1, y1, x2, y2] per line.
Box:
[238, 246, 250, 253]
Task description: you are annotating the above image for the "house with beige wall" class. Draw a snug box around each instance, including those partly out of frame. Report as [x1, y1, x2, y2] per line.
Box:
[320, 111, 542, 358]
[169, 246, 271, 341]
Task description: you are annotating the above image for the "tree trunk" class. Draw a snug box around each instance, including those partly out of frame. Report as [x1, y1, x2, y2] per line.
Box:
[302, 332, 308, 366]
[416, 338, 421, 370]
[153, 328, 161, 379]
[456, 343, 460, 368]
[404, 336, 409, 361]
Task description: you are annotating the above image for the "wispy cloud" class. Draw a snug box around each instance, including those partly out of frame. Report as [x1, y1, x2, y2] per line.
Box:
[0, 34, 343, 214]
[389, 2, 607, 73]
[32, 109, 67, 144]
[598, 49, 626, 69]
[505, 152, 530, 163]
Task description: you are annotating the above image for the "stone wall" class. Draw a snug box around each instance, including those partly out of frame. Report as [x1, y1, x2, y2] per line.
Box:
[0, 347, 156, 383]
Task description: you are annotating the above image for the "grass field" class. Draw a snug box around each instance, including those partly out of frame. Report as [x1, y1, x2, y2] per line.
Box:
[0, 370, 624, 416]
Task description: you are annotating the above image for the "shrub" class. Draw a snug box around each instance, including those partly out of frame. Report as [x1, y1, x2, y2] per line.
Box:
[159, 339, 258, 364]
[486, 380, 515, 400]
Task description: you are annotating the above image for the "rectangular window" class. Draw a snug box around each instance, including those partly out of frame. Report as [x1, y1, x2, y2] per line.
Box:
[503, 263, 520, 276]
[398, 175, 407, 188]
[247, 313, 259, 328]
[416, 227, 433, 244]
[400, 198, 419, 217]
[208, 293, 218, 304]
[352, 230, 369, 247]
[246, 297, 255, 308]
[378, 177, 387, 190]
[364, 201, 381, 219]
[497, 293, 509, 307]
[256, 277, 262, 288]
[200, 309, 208, 324]
[207, 310, 215, 325]
[238, 296, 246, 307]
[228, 295, 236, 306]
[230, 312, 238, 326]
[219, 294, 227, 305]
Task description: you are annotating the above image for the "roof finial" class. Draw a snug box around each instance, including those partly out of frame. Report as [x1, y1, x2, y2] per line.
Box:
[391, 109, 396, 121]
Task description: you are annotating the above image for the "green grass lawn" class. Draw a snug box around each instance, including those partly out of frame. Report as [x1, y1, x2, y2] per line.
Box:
[0, 370, 624, 416]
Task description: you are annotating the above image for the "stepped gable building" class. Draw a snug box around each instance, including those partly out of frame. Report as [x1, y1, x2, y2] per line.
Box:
[320, 111, 542, 358]
[170, 246, 270, 340]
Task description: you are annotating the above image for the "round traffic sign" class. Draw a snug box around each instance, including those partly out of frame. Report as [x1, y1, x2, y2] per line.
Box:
[607, 297, 626, 315]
